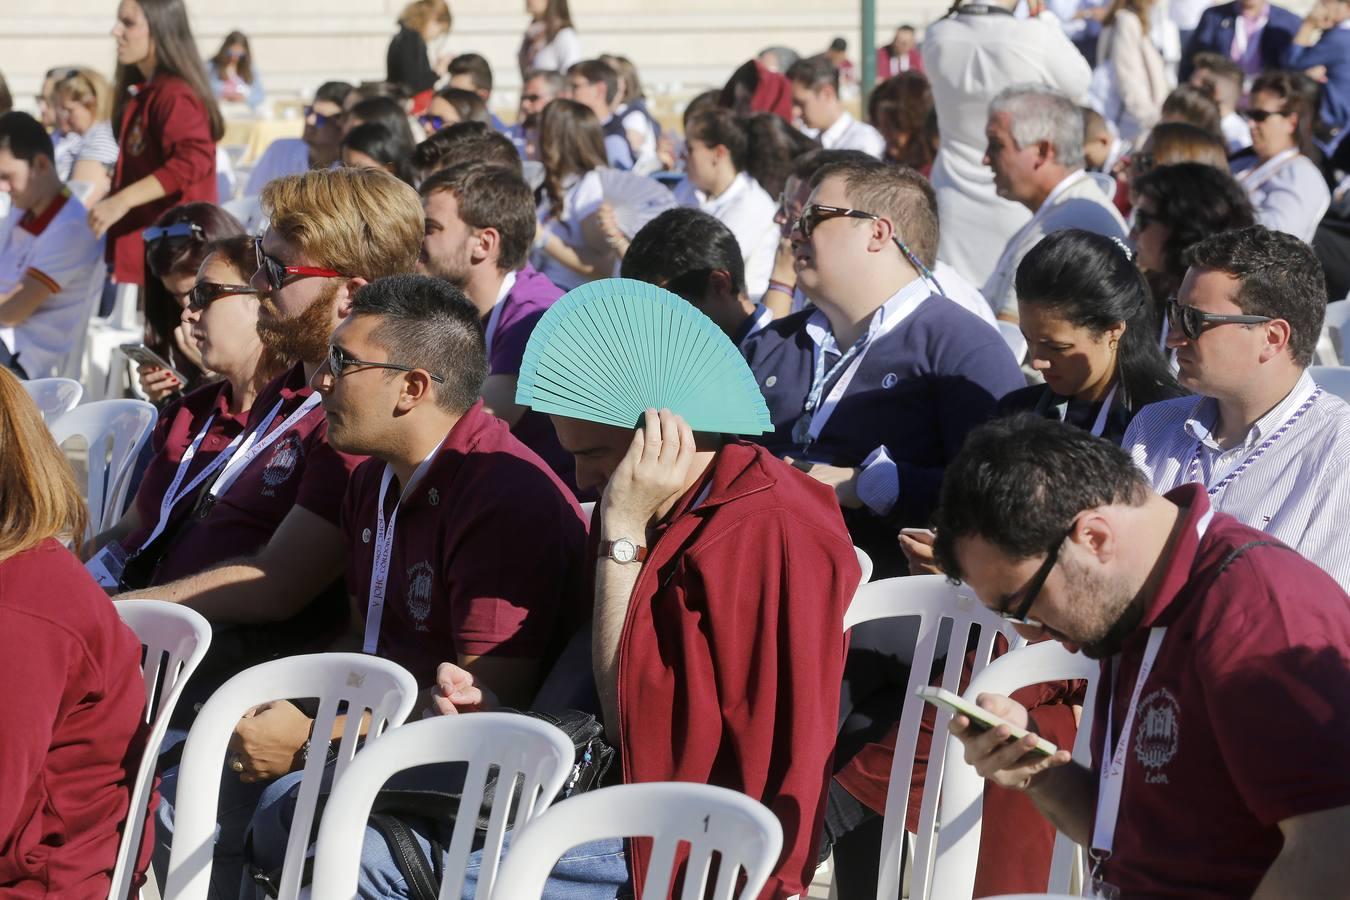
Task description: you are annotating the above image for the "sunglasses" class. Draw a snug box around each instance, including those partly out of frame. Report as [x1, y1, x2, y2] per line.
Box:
[143, 221, 205, 246]
[304, 105, 339, 128]
[520, 93, 543, 103]
[795, 204, 882, 239]
[1242, 108, 1287, 123]
[996, 529, 1073, 626]
[254, 237, 346, 292]
[327, 344, 445, 383]
[188, 281, 254, 312]
[1166, 297, 1274, 340]
[418, 114, 445, 131]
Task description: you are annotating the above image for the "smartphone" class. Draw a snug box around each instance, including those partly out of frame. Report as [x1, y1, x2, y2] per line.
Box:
[119, 343, 186, 385]
[916, 686, 1059, 757]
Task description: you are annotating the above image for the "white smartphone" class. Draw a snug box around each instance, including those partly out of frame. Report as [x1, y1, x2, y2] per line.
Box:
[119, 343, 186, 385]
[916, 686, 1059, 757]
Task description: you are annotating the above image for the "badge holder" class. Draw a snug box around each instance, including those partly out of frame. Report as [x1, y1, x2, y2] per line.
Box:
[86, 541, 128, 589]
[1086, 850, 1120, 899]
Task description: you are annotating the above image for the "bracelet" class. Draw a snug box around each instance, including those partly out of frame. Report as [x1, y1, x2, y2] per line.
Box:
[766, 279, 795, 297]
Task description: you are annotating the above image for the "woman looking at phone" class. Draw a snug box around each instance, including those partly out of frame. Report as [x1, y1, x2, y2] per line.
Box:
[88, 234, 286, 586]
[138, 202, 245, 401]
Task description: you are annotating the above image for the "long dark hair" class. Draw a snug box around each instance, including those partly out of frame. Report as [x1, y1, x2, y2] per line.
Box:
[868, 71, 936, 171]
[1015, 229, 1183, 410]
[742, 112, 818, 197]
[143, 202, 245, 385]
[210, 30, 254, 85]
[112, 0, 224, 141]
[538, 99, 607, 218]
[342, 122, 416, 185]
[1132, 162, 1256, 304]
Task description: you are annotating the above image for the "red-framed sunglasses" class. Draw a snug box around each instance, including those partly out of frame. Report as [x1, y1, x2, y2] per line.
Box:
[253, 237, 347, 292]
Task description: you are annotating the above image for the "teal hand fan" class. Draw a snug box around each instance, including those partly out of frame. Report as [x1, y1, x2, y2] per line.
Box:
[516, 278, 772, 434]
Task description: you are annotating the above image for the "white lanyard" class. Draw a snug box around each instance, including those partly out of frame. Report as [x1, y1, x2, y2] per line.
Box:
[1050, 383, 1118, 438]
[800, 283, 929, 448]
[1230, 8, 1268, 61]
[1090, 508, 1214, 868]
[363, 444, 442, 654]
[1236, 147, 1299, 193]
[483, 270, 517, 359]
[204, 393, 322, 507]
[137, 412, 248, 551]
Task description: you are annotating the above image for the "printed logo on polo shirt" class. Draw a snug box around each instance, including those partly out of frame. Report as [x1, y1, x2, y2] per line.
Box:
[1134, 687, 1180, 783]
[406, 560, 434, 631]
[882, 373, 898, 389]
[261, 434, 304, 496]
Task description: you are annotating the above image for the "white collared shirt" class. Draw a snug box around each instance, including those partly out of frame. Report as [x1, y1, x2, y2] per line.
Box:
[697, 171, 778, 303]
[1123, 370, 1350, 590]
[818, 112, 887, 159]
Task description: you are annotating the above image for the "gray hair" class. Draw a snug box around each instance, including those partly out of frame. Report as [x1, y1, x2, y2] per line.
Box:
[988, 84, 1085, 169]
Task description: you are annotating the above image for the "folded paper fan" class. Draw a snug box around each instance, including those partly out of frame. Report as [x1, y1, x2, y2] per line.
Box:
[516, 278, 772, 434]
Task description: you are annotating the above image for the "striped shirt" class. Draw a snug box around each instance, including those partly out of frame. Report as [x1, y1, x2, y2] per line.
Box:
[54, 121, 119, 181]
[1123, 370, 1350, 591]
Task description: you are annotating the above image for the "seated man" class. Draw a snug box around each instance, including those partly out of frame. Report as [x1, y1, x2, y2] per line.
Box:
[565, 60, 635, 170]
[418, 161, 576, 491]
[787, 55, 885, 158]
[0, 111, 103, 378]
[938, 413, 1350, 897]
[981, 84, 1127, 322]
[743, 156, 1022, 577]
[244, 81, 353, 197]
[1124, 225, 1350, 590]
[430, 279, 861, 899]
[621, 207, 773, 346]
[410, 120, 523, 185]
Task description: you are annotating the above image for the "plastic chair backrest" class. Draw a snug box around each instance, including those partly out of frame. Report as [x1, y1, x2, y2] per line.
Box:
[997, 321, 1028, 363]
[310, 712, 576, 899]
[59, 257, 107, 382]
[21, 376, 83, 422]
[48, 399, 157, 535]
[1324, 299, 1350, 361]
[490, 782, 784, 900]
[931, 641, 1100, 899]
[854, 546, 874, 585]
[843, 574, 1027, 900]
[110, 600, 212, 900]
[164, 653, 419, 900]
[579, 500, 596, 521]
[1309, 365, 1350, 402]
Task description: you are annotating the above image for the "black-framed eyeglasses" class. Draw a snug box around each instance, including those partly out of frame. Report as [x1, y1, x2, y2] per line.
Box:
[327, 344, 445, 384]
[1166, 297, 1273, 341]
[1242, 108, 1287, 123]
[188, 281, 254, 312]
[795, 204, 881, 239]
[254, 237, 347, 292]
[996, 529, 1071, 625]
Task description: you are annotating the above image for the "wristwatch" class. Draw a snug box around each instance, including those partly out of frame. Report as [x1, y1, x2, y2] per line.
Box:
[599, 538, 648, 564]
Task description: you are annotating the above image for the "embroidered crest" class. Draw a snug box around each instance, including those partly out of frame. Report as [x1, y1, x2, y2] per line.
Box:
[427, 487, 440, 507]
[406, 560, 434, 630]
[261, 434, 304, 496]
[765, 375, 778, 388]
[1134, 687, 1180, 783]
[128, 119, 146, 157]
[882, 373, 898, 389]
[362, 528, 372, 544]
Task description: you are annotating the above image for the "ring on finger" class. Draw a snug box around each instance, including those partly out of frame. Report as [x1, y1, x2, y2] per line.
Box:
[229, 755, 245, 773]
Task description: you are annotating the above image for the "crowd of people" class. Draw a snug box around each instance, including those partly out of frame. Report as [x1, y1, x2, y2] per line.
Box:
[3, 0, 1350, 897]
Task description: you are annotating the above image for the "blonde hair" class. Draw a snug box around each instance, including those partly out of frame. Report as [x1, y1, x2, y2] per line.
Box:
[55, 68, 112, 123]
[399, 0, 452, 32]
[0, 368, 87, 561]
[261, 167, 424, 279]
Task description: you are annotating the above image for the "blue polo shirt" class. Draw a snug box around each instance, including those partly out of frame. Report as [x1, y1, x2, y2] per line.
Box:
[741, 282, 1023, 574]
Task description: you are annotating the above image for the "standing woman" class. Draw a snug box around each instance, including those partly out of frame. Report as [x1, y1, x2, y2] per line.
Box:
[519, 0, 581, 77]
[1093, 0, 1168, 143]
[90, 0, 222, 298]
[386, 0, 452, 106]
[207, 30, 265, 112]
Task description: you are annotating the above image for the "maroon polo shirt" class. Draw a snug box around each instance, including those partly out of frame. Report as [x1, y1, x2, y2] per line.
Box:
[147, 363, 364, 585]
[341, 400, 587, 687]
[120, 381, 247, 558]
[1090, 483, 1350, 897]
[610, 441, 860, 899]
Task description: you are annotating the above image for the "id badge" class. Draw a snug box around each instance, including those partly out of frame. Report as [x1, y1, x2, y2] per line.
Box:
[1086, 878, 1121, 900]
[85, 542, 128, 589]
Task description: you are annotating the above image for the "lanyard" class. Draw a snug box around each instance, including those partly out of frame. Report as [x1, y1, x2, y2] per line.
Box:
[1090, 507, 1214, 873]
[1186, 388, 1320, 497]
[1230, 8, 1268, 61]
[363, 444, 442, 655]
[1236, 147, 1299, 194]
[1046, 383, 1118, 438]
[199, 393, 322, 514]
[137, 412, 248, 551]
[483, 270, 517, 359]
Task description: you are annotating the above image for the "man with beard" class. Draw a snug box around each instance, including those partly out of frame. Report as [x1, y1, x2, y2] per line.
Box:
[418, 161, 576, 490]
[937, 414, 1350, 899]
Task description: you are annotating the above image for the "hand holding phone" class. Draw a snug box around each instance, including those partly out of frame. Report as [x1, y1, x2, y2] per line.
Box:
[922, 686, 1072, 791]
[918, 686, 1058, 757]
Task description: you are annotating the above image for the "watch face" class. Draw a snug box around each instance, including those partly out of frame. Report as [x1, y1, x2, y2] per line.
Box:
[612, 539, 637, 563]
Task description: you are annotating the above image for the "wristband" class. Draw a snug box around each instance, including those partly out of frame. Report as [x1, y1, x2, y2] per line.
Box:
[767, 279, 795, 297]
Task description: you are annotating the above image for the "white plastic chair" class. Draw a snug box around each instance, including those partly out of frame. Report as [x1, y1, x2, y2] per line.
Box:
[56, 258, 107, 382]
[49, 399, 156, 536]
[579, 500, 596, 521]
[490, 782, 784, 900]
[21, 376, 82, 422]
[111, 600, 212, 900]
[163, 653, 419, 900]
[931, 641, 1100, 899]
[854, 546, 874, 585]
[842, 575, 1027, 900]
[1309, 365, 1350, 402]
[310, 712, 576, 900]
[997, 321, 1028, 364]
